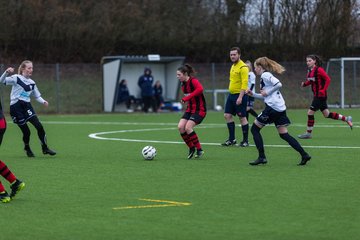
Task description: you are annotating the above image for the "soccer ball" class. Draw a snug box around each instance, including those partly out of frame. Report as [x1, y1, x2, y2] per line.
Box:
[141, 146, 157, 160]
[215, 105, 223, 111]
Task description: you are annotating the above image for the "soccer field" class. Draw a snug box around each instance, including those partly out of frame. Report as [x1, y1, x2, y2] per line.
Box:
[2, 109, 359, 240]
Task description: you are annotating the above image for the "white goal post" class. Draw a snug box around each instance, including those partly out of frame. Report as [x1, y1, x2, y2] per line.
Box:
[326, 57, 360, 109]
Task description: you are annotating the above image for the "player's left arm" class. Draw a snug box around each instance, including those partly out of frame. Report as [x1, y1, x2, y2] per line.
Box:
[318, 68, 331, 92]
[32, 85, 48, 106]
[236, 66, 249, 104]
[240, 66, 249, 91]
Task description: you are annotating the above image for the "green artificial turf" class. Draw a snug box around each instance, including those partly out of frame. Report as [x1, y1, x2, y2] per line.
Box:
[1, 109, 359, 240]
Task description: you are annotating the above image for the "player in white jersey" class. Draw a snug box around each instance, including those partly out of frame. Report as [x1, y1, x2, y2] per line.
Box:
[246, 57, 311, 166]
[245, 60, 258, 120]
[0, 60, 56, 157]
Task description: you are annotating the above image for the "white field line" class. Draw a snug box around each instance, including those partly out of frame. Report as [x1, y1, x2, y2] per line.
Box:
[42, 121, 358, 128]
[87, 126, 360, 150]
[24, 120, 357, 149]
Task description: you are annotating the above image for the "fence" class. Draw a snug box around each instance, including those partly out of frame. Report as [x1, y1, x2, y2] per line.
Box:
[0, 64, 103, 114]
[0, 61, 358, 114]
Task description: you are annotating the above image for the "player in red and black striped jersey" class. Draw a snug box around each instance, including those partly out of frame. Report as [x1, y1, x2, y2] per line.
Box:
[0, 68, 26, 203]
[298, 54, 353, 139]
[177, 64, 206, 159]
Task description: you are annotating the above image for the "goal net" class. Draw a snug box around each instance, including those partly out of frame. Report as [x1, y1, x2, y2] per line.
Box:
[326, 57, 360, 108]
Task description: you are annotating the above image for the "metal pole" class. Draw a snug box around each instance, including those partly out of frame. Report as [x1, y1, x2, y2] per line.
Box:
[341, 58, 345, 109]
[211, 63, 216, 110]
[353, 61, 356, 107]
[55, 63, 60, 113]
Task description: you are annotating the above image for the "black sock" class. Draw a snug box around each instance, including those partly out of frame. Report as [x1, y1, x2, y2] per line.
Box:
[242, 124, 249, 142]
[279, 133, 306, 156]
[251, 124, 265, 158]
[227, 122, 235, 141]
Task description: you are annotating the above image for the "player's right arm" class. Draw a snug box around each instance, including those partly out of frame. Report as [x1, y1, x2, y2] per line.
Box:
[301, 80, 311, 87]
[0, 67, 14, 83]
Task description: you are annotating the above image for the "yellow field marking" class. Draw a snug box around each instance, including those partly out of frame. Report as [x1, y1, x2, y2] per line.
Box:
[113, 198, 191, 210]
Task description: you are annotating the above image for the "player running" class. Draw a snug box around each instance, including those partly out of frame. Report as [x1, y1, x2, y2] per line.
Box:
[246, 57, 311, 166]
[298, 54, 353, 139]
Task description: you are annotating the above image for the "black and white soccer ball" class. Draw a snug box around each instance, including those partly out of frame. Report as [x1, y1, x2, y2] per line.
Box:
[141, 146, 157, 160]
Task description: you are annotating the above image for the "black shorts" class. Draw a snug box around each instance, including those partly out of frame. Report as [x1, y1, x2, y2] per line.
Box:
[181, 112, 205, 124]
[256, 105, 291, 128]
[247, 96, 255, 108]
[10, 100, 36, 125]
[310, 97, 328, 111]
[224, 93, 248, 117]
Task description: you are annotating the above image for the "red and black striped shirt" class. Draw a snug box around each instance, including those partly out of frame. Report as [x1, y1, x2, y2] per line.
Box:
[181, 77, 206, 117]
[303, 66, 330, 98]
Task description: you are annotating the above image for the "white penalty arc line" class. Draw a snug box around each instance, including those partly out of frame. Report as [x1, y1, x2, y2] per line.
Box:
[89, 128, 360, 150]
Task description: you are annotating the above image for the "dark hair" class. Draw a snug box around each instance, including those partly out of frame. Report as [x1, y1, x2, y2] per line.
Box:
[119, 79, 126, 85]
[306, 54, 323, 67]
[177, 64, 196, 76]
[230, 47, 241, 55]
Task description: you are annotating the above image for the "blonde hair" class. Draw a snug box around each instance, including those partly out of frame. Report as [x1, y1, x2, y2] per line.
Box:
[254, 57, 285, 74]
[18, 60, 33, 75]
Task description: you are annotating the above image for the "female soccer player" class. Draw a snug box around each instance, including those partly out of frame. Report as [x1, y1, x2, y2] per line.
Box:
[177, 64, 207, 159]
[0, 71, 25, 202]
[0, 160, 25, 203]
[245, 60, 258, 120]
[246, 57, 311, 166]
[298, 54, 353, 139]
[0, 61, 56, 157]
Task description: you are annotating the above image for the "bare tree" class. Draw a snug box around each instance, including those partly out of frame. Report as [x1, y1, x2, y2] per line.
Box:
[1, 0, 360, 62]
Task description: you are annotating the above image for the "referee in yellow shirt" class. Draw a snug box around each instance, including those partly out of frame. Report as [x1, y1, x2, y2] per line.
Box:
[221, 47, 250, 147]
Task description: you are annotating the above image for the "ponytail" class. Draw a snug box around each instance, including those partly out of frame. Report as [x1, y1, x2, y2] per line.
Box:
[177, 63, 196, 76]
[254, 57, 285, 74]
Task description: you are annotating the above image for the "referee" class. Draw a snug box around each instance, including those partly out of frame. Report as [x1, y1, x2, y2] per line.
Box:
[221, 47, 249, 147]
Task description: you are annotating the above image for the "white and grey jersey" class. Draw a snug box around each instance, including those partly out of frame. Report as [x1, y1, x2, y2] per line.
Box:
[1, 74, 44, 106]
[248, 71, 256, 91]
[253, 72, 286, 112]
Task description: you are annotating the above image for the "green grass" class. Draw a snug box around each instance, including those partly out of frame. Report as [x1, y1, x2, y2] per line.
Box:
[1, 109, 359, 240]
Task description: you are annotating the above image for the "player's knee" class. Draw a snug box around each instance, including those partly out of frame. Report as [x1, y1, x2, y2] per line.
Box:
[251, 123, 261, 134]
[184, 125, 193, 134]
[224, 113, 232, 121]
[185, 129, 193, 135]
[279, 132, 288, 140]
[177, 125, 184, 133]
[35, 123, 44, 131]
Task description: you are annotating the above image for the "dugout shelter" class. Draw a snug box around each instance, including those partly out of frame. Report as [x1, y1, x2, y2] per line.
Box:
[101, 55, 185, 112]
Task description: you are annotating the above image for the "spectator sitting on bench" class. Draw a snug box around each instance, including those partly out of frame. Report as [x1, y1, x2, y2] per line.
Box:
[117, 79, 136, 112]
